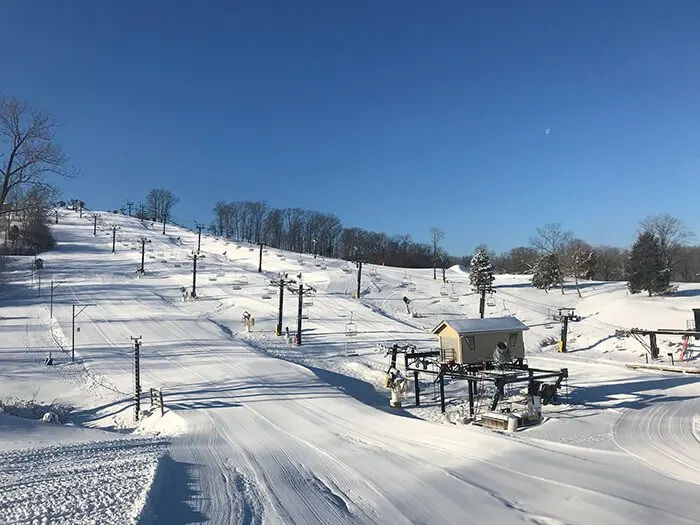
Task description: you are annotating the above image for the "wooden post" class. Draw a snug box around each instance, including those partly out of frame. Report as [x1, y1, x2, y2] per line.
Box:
[468, 380, 474, 418]
[159, 389, 164, 416]
[414, 371, 420, 406]
[439, 372, 445, 413]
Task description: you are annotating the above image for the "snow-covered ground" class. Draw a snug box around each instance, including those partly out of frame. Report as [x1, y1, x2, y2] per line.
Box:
[1, 209, 699, 524]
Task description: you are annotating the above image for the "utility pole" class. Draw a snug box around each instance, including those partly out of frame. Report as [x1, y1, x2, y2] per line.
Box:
[50, 281, 62, 318]
[93, 214, 99, 236]
[126, 201, 133, 217]
[258, 243, 263, 273]
[138, 237, 150, 273]
[131, 336, 142, 422]
[270, 273, 295, 336]
[189, 251, 205, 298]
[111, 226, 119, 253]
[71, 303, 95, 362]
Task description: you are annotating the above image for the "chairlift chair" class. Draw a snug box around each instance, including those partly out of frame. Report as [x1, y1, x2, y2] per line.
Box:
[440, 284, 449, 296]
[208, 275, 218, 282]
[486, 293, 496, 307]
[321, 263, 327, 270]
[303, 295, 314, 306]
[216, 269, 226, 278]
[261, 290, 272, 299]
[400, 274, 410, 287]
[301, 307, 309, 320]
[369, 267, 377, 277]
[345, 312, 358, 336]
[408, 279, 417, 292]
[239, 275, 248, 284]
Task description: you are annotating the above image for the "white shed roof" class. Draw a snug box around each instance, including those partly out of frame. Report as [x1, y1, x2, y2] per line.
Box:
[431, 316, 529, 335]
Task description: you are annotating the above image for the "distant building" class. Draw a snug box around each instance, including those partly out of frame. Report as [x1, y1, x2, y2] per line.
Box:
[431, 316, 528, 365]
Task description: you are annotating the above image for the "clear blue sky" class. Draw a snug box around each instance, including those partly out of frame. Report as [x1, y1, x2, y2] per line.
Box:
[1, 1, 698, 255]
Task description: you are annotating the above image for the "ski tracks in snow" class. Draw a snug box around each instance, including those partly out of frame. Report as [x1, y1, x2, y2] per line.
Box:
[613, 397, 700, 485]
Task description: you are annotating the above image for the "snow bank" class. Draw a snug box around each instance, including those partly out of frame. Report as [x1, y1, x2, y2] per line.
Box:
[0, 431, 168, 524]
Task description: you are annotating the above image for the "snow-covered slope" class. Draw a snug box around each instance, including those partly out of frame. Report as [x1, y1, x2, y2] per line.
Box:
[1, 209, 699, 524]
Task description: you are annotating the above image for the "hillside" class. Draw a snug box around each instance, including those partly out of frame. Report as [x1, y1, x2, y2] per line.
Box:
[0, 208, 698, 525]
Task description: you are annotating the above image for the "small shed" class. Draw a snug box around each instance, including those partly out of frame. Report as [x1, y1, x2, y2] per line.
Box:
[431, 317, 529, 365]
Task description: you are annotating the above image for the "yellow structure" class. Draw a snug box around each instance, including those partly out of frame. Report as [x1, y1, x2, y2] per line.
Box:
[431, 316, 529, 365]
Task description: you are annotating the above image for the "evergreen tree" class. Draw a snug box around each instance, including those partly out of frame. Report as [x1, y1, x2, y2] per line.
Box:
[469, 249, 495, 291]
[626, 231, 671, 296]
[531, 253, 561, 292]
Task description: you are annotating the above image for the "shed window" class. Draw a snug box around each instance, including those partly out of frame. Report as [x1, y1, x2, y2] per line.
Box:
[509, 332, 519, 347]
[464, 335, 476, 351]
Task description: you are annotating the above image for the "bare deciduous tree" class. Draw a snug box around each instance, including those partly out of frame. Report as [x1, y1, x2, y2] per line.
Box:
[639, 213, 695, 271]
[530, 223, 572, 293]
[146, 189, 179, 223]
[530, 223, 573, 255]
[0, 97, 76, 214]
[430, 227, 444, 279]
[563, 239, 596, 298]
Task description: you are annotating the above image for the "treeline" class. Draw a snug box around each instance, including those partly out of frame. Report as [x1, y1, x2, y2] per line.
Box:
[210, 200, 438, 267]
[0, 188, 56, 256]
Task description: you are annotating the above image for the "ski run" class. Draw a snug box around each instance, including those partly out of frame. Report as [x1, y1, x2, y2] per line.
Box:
[1, 210, 699, 524]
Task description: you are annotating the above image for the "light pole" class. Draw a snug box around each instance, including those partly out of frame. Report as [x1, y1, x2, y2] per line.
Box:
[72, 303, 96, 362]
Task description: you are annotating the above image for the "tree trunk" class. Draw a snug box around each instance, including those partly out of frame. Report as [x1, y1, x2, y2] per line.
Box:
[575, 275, 582, 298]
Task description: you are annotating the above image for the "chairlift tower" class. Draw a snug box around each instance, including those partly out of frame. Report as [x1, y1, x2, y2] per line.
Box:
[188, 251, 205, 298]
[270, 273, 296, 336]
[556, 308, 581, 353]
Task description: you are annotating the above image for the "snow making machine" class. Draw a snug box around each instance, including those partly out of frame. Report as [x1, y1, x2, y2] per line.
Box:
[381, 316, 569, 431]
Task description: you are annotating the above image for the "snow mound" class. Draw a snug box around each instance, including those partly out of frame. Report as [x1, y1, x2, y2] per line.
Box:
[0, 436, 168, 524]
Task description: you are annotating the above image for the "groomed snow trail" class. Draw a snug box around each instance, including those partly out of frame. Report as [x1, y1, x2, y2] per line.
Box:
[613, 397, 700, 485]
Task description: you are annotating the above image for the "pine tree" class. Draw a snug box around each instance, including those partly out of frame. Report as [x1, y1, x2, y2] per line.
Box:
[469, 249, 495, 291]
[626, 232, 671, 296]
[531, 253, 561, 292]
